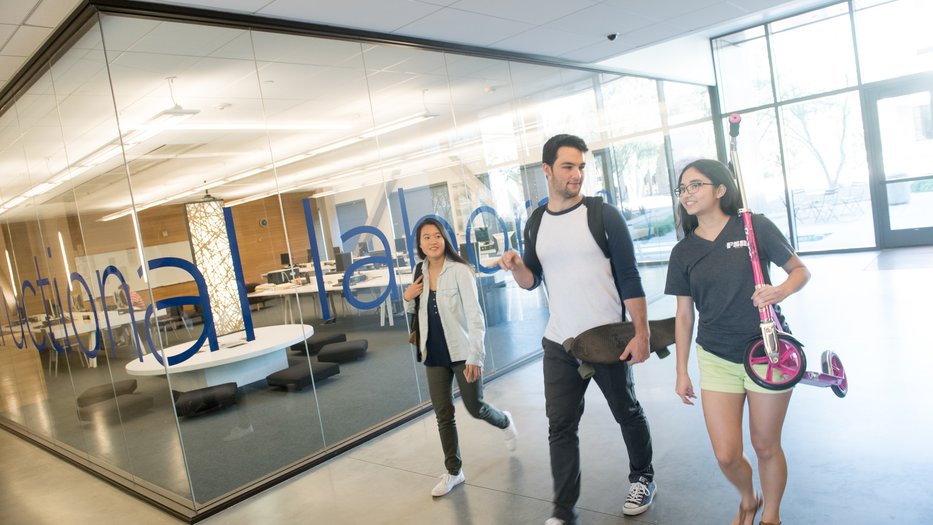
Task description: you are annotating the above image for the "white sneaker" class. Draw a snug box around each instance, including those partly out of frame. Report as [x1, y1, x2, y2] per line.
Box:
[431, 470, 465, 497]
[502, 410, 518, 451]
[544, 518, 565, 525]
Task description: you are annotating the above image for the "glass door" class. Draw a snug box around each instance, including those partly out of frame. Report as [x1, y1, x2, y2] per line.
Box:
[863, 73, 933, 247]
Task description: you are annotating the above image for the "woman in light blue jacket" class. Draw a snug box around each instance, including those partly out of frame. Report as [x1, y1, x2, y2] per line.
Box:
[403, 218, 518, 498]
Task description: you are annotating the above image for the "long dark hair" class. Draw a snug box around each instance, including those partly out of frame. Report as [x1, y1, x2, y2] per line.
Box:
[415, 218, 471, 267]
[676, 158, 742, 236]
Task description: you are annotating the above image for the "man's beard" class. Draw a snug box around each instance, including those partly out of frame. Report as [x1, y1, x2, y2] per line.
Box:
[557, 184, 580, 199]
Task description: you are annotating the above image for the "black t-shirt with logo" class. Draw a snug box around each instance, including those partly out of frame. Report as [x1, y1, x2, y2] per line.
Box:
[665, 214, 795, 363]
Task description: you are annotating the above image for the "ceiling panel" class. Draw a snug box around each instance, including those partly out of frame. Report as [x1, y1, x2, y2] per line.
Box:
[395, 8, 534, 47]
[3, 25, 53, 57]
[0, 55, 22, 81]
[250, 32, 365, 67]
[570, 21, 688, 60]
[258, 0, 442, 33]
[449, 0, 599, 25]
[609, 0, 727, 20]
[26, 0, 79, 27]
[492, 27, 602, 61]
[0, 1, 41, 25]
[668, 2, 750, 33]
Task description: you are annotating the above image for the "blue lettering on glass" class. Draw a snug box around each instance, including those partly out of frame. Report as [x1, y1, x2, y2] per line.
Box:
[98, 266, 141, 358]
[1, 289, 25, 349]
[396, 188, 416, 268]
[22, 280, 48, 352]
[466, 205, 509, 275]
[302, 198, 332, 321]
[144, 257, 216, 366]
[339, 225, 398, 310]
[68, 272, 102, 359]
[224, 207, 255, 341]
[3, 183, 542, 365]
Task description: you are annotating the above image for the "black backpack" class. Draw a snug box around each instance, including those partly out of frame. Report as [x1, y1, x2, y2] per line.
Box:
[522, 196, 625, 301]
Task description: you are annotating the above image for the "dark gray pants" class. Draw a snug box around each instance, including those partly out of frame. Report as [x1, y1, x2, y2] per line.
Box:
[425, 363, 509, 475]
[543, 338, 654, 524]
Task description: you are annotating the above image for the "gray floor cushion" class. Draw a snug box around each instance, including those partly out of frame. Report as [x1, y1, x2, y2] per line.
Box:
[267, 361, 340, 391]
[172, 382, 238, 417]
[317, 339, 368, 363]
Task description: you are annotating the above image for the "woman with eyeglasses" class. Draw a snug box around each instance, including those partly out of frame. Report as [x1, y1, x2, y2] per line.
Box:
[664, 159, 810, 525]
[403, 217, 518, 498]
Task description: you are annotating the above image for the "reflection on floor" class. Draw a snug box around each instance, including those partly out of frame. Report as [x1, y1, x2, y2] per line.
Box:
[0, 279, 549, 505]
[2, 248, 932, 524]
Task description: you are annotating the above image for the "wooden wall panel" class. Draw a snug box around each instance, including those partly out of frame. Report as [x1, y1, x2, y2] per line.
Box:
[3, 192, 320, 312]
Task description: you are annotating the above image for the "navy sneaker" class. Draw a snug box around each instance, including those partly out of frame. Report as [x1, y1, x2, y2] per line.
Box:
[622, 476, 656, 515]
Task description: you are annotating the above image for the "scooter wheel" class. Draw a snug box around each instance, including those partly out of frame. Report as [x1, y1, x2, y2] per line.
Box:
[744, 336, 806, 390]
[821, 350, 848, 398]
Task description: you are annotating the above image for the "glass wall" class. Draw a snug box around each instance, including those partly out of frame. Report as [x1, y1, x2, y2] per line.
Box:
[0, 8, 712, 518]
[713, 0, 933, 252]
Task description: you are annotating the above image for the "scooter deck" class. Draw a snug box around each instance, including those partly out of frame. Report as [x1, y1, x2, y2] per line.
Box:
[563, 317, 675, 364]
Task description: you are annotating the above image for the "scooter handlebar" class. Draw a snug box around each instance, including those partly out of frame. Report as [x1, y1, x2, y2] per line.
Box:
[728, 113, 741, 137]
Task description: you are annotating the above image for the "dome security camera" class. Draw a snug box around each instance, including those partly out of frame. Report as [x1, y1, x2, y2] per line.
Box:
[606, 33, 619, 41]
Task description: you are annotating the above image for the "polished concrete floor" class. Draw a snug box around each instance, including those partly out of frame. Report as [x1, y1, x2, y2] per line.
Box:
[2, 247, 932, 524]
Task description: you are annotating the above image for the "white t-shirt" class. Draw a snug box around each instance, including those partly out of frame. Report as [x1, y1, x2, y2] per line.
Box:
[537, 204, 624, 343]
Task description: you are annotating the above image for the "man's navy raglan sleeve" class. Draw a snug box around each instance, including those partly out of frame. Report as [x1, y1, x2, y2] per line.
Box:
[603, 204, 645, 301]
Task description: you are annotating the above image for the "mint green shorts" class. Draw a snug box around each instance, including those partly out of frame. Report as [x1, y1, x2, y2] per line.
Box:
[697, 345, 793, 394]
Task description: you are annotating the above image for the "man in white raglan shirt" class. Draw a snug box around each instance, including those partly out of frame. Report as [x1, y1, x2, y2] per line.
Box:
[496, 134, 656, 525]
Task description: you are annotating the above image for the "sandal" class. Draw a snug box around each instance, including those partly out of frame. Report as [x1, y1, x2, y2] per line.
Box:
[736, 493, 762, 525]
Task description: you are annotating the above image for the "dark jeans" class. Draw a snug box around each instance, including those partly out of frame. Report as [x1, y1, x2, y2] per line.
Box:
[543, 338, 654, 524]
[425, 363, 509, 475]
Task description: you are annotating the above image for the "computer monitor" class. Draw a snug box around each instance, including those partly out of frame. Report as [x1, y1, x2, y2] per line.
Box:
[474, 227, 489, 243]
[356, 241, 368, 257]
[280, 252, 290, 266]
[334, 252, 352, 273]
[333, 246, 342, 257]
[394, 237, 407, 253]
[267, 270, 286, 285]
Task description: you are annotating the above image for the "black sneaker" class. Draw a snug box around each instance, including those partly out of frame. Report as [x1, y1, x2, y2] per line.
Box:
[622, 476, 656, 515]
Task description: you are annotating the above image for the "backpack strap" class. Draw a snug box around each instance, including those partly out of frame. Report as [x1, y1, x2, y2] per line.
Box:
[523, 197, 610, 287]
[583, 196, 610, 258]
[412, 262, 424, 311]
[521, 205, 548, 288]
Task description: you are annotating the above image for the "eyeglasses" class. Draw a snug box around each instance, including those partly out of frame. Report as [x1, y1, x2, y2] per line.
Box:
[675, 182, 715, 196]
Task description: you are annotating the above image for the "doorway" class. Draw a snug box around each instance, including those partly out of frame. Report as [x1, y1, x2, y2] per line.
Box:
[863, 72, 933, 248]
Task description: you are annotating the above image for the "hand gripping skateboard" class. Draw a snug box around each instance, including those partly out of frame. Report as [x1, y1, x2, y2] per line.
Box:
[562, 317, 676, 379]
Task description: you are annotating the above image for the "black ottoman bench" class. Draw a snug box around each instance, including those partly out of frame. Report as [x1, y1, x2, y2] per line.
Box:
[266, 361, 340, 391]
[291, 332, 347, 356]
[172, 382, 238, 417]
[318, 339, 368, 363]
[77, 379, 138, 407]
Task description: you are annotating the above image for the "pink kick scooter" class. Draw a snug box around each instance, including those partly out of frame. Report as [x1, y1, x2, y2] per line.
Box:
[728, 113, 848, 398]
